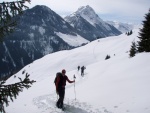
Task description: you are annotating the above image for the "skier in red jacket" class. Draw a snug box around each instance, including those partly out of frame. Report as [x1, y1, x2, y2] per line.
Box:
[55, 69, 75, 109]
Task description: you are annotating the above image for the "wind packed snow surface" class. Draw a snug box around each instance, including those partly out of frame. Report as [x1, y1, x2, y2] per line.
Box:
[5, 29, 150, 113]
[56, 32, 89, 47]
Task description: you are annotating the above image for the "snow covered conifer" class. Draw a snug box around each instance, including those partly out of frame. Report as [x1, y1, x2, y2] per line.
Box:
[0, 0, 30, 42]
[105, 54, 110, 60]
[0, 74, 36, 113]
[129, 41, 137, 57]
[137, 9, 150, 52]
[129, 30, 133, 35]
[0, 1, 35, 113]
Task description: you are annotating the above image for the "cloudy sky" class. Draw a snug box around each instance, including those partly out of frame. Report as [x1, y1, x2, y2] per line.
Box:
[6, 0, 150, 24]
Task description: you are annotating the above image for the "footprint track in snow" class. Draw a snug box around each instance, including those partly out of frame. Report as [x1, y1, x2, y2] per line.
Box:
[33, 94, 112, 113]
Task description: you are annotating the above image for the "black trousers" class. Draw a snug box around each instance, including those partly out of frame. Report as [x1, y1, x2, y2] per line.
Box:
[81, 70, 84, 76]
[57, 88, 65, 108]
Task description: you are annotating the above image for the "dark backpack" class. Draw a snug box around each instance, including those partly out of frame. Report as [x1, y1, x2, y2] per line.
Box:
[54, 72, 62, 84]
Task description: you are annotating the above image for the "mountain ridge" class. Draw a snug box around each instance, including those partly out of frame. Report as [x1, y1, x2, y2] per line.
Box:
[0, 5, 121, 79]
[64, 5, 122, 41]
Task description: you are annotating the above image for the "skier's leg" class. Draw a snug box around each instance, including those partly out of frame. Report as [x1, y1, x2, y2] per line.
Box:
[56, 90, 61, 108]
[59, 89, 65, 108]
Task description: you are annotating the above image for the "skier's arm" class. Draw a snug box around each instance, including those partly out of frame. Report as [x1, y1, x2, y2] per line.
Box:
[66, 76, 75, 83]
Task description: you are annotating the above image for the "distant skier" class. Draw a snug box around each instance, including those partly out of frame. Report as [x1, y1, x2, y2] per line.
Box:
[77, 66, 80, 71]
[55, 69, 75, 109]
[81, 66, 86, 76]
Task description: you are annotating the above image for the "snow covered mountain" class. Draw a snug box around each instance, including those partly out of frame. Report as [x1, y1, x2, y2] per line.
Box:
[106, 21, 135, 33]
[0, 5, 89, 79]
[5, 28, 150, 113]
[64, 5, 121, 41]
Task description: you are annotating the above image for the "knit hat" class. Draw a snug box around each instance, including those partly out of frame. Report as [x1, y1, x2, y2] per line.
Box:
[62, 69, 66, 73]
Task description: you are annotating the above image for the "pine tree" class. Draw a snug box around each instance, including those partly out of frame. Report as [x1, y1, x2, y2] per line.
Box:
[137, 9, 150, 52]
[129, 30, 133, 35]
[126, 30, 133, 36]
[0, 1, 36, 113]
[129, 41, 137, 57]
[105, 54, 110, 60]
[126, 32, 129, 36]
[0, 0, 30, 42]
[0, 74, 36, 113]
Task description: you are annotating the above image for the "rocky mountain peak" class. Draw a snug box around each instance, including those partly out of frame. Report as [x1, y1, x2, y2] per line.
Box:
[75, 5, 103, 26]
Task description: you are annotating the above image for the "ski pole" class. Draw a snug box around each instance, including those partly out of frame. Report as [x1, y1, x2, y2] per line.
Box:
[73, 74, 76, 100]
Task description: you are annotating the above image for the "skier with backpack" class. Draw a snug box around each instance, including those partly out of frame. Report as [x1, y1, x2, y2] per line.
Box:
[81, 66, 86, 76]
[54, 69, 75, 109]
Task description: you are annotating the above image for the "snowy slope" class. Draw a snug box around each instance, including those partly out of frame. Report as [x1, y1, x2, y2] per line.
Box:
[56, 32, 89, 47]
[5, 28, 150, 113]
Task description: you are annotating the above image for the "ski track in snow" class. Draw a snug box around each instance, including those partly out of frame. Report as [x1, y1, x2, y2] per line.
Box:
[33, 94, 112, 113]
